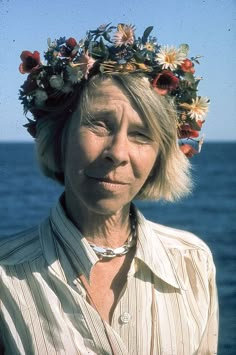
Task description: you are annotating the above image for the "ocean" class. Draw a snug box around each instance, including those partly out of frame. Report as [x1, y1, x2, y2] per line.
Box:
[0, 142, 235, 354]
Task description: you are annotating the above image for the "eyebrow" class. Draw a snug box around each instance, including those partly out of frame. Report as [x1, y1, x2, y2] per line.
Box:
[85, 109, 115, 118]
[83, 108, 150, 131]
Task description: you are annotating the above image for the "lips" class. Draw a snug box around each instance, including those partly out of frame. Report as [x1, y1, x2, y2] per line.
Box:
[86, 173, 129, 185]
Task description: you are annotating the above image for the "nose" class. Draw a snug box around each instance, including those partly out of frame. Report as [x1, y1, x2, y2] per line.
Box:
[102, 133, 129, 166]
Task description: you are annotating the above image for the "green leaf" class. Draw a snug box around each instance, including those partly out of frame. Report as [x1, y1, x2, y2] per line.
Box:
[99, 37, 106, 51]
[142, 26, 154, 44]
[103, 31, 112, 43]
[179, 43, 189, 56]
[193, 79, 200, 89]
[134, 52, 145, 62]
[183, 72, 195, 83]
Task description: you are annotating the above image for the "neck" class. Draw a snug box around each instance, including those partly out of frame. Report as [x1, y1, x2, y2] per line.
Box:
[64, 193, 132, 249]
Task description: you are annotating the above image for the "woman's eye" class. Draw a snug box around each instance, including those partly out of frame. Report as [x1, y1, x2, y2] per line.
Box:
[130, 131, 152, 143]
[89, 120, 111, 135]
[93, 121, 106, 128]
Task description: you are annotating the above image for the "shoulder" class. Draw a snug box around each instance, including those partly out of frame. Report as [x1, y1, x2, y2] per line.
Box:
[148, 219, 211, 253]
[0, 225, 42, 266]
[147, 220, 215, 273]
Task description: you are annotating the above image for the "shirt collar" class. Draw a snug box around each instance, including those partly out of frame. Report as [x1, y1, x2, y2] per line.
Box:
[41, 199, 185, 290]
[134, 206, 186, 290]
[42, 199, 99, 282]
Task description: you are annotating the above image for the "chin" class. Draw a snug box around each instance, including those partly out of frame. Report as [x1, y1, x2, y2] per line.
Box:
[82, 197, 131, 216]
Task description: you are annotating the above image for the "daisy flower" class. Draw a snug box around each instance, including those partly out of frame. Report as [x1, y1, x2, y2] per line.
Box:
[156, 46, 186, 70]
[180, 97, 209, 120]
[113, 24, 135, 47]
[144, 42, 155, 52]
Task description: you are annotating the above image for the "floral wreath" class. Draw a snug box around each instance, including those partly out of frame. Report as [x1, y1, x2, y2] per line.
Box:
[19, 23, 209, 157]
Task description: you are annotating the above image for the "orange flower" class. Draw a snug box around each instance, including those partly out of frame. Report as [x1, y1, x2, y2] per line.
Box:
[19, 51, 41, 74]
[181, 59, 195, 74]
[179, 144, 198, 158]
[152, 70, 179, 96]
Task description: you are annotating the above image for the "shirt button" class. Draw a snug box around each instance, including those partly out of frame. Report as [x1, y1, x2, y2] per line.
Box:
[120, 312, 131, 324]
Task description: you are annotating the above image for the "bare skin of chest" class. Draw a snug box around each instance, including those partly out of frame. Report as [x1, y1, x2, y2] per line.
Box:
[84, 251, 135, 324]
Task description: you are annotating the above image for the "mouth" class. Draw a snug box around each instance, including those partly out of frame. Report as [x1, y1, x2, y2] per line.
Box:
[86, 174, 129, 186]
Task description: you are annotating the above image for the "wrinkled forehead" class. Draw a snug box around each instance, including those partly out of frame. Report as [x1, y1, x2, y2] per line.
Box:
[85, 78, 131, 107]
[79, 76, 147, 125]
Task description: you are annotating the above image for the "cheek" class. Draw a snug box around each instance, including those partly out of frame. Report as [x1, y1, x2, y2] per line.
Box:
[133, 146, 158, 180]
[78, 132, 106, 163]
[65, 131, 106, 174]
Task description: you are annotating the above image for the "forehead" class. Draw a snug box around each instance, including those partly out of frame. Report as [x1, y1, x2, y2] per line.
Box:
[85, 78, 134, 110]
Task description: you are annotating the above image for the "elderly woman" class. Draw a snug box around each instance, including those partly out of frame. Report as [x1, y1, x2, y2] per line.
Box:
[0, 24, 218, 354]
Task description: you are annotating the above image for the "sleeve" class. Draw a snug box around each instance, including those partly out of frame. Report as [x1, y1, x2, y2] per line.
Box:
[197, 252, 219, 354]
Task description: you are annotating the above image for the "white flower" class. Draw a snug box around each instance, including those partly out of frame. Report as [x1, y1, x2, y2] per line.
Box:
[156, 45, 186, 70]
[113, 24, 135, 47]
[34, 89, 48, 106]
[49, 75, 64, 90]
[66, 65, 84, 83]
[180, 97, 210, 120]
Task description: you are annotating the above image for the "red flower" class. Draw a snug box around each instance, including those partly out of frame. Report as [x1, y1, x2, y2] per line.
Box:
[19, 51, 41, 74]
[196, 119, 204, 129]
[179, 144, 198, 158]
[66, 37, 77, 49]
[60, 38, 78, 58]
[181, 59, 195, 74]
[178, 119, 204, 139]
[152, 70, 179, 95]
[178, 124, 200, 139]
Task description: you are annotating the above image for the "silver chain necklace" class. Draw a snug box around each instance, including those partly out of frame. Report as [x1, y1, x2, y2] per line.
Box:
[89, 214, 137, 259]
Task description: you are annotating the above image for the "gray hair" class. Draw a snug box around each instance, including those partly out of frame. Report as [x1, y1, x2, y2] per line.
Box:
[35, 73, 192, 201]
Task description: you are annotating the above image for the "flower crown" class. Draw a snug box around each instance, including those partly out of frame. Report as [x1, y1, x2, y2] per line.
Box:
[19, 23, 209, 157]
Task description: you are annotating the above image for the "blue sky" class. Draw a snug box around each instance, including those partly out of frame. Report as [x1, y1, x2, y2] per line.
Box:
[0, 0, 235, 141]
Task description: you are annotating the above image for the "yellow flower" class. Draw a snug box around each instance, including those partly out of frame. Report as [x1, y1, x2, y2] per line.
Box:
[144, 42, 155, 52]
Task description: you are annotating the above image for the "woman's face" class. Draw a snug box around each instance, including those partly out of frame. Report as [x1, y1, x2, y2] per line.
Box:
[64, 79, 159, 215]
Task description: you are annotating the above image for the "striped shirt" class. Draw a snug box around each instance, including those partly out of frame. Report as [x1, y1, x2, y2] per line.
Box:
[0, 201, 218, 355]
